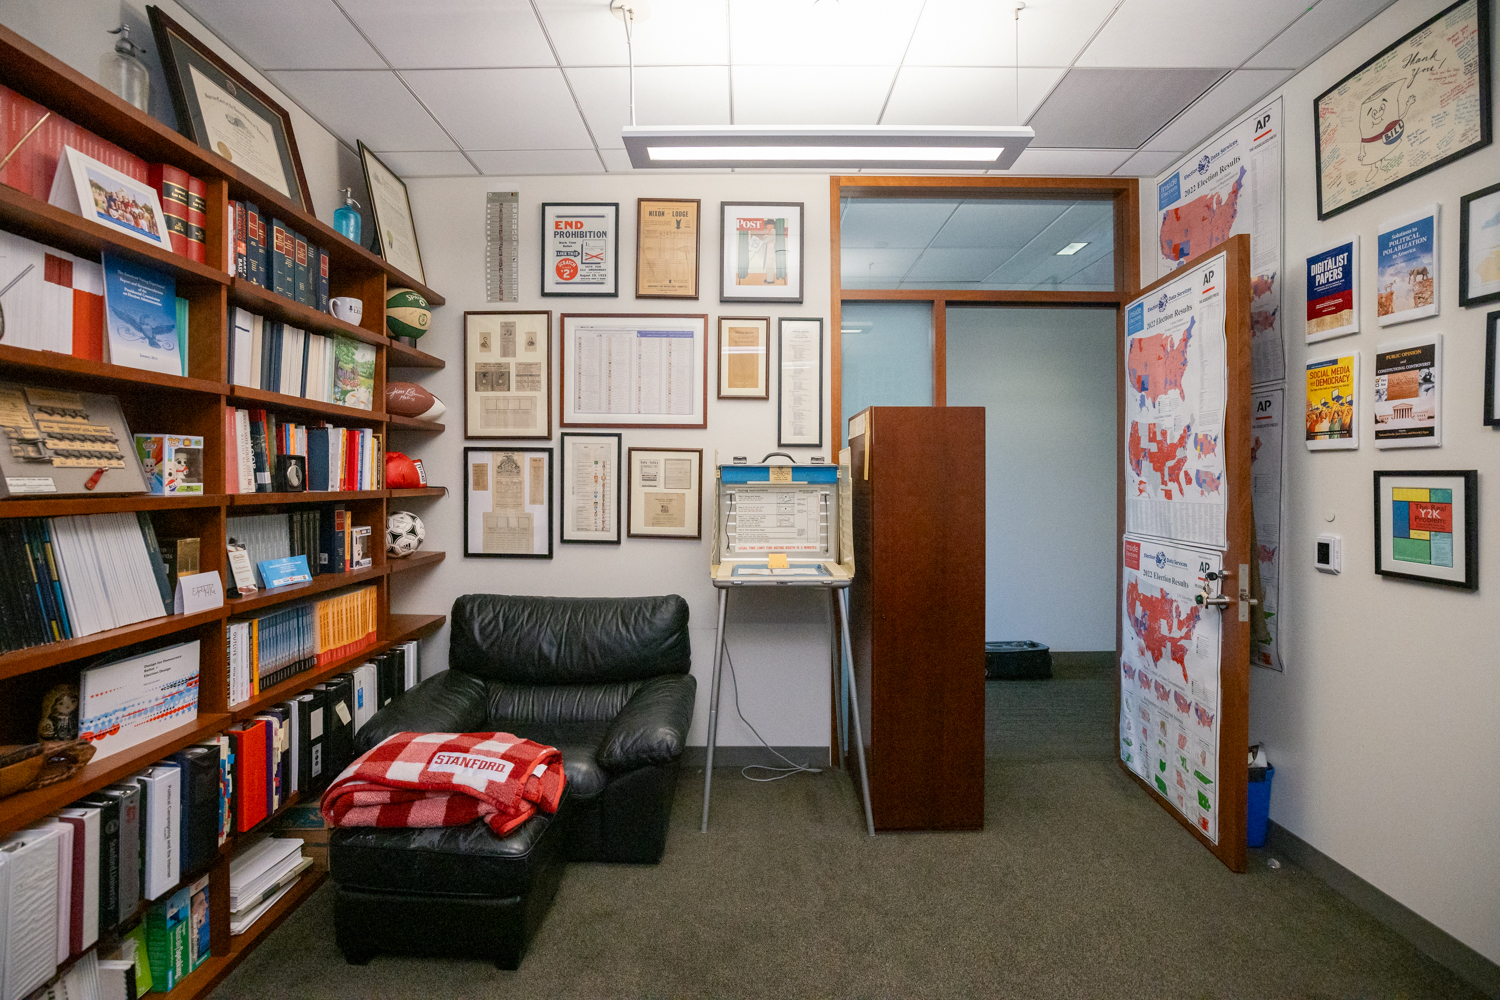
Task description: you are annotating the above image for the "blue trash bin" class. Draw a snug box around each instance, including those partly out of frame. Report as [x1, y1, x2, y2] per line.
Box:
[1247, 765, 1274, 847]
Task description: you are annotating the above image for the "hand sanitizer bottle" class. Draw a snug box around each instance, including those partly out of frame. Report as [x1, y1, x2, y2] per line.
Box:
[334, 188, 362, 244]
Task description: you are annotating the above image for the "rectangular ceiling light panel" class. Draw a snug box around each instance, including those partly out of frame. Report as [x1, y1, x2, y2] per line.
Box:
[623, 125, 1034, 169]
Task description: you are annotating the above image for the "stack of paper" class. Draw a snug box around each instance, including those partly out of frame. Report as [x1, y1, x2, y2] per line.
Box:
[228, 838, 310, 936]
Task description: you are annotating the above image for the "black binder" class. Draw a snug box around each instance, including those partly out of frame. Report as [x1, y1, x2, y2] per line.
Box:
[77, 795, 121, 932]
[170, 746, 221, 879]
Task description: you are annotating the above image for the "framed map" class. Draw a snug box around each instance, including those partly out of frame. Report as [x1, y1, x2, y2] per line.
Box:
[1314, 0, 1491, 219]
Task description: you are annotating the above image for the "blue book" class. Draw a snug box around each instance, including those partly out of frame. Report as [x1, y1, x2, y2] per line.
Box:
[306, 430, 329, 492]
[316, 248, 329, 312]
[257, 555, 312, 589]
[102, 252, 182, 376]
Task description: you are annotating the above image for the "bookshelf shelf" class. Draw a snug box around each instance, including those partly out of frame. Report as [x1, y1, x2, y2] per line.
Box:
[229, 278, 388, 347]
[229, 490, 384, 507]
[225, 564, 388, 615]
[388, 487, 447, 498]
[385, 413, 444, 432]
[389, 550, 445, 574]
[0, 492, 223, 518]
[0, 608, 225, 682]
[385, 338, 445, 370]
[229, 385, 386, 424]
[0, 344, 230, 398]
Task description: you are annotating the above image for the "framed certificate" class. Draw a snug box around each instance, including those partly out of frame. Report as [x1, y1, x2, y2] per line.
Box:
[464, 447, 553, 558]
[542, 203, 618, 297]
[778, 317, 823, 448]
[717, 316, 769, 399]
[636, 198, 700, 298]
[720, 202, 804, 303]
[149, 6, 313, 212]
[560, 313, 708, 428]
[360, 142, 426, 284]
[560, 433, 621, 544]
[464, 311, 551, 439]
[627, 448, 702, 539]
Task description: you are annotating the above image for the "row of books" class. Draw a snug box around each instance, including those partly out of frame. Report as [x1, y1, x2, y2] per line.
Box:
[149, 164, 209, 264]
[225, 506, 369, 591]
[225, 408, 384, 494]
[228, 308, 374, 407]
[230, 202, 331, 311]
[226, 585, 378, 704]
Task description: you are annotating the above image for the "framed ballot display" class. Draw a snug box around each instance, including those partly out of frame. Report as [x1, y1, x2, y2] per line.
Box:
[560, 314, 708, 429]
[464, 311, 551, 439]
[464, 447, 553, 558]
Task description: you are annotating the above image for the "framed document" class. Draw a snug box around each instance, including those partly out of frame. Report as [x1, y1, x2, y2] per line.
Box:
[720, 202, 804, 303]
[717, 316, 769, 399]
[560, 313, 708, 428]
[464, 447, 553, 558]
[149, 6, 313, 212]
[560, 433, 621, 544]
[464, 311, 551, 439]
[1305, 237, 1359, 343]
[1485, 311, 1500, 426]
[360, 142, 426, 284]
[1460, 181, 1500, 307]
[1376, 205, 1439, 326]
[1304, 352, 1359, 451]
[1374, 469, 1477, 590]
[636, 198, 700, 298]
[542, 203, 618, 297]
[1373, 333, 1442, 449]
[627, 448, 702, 539]
[777, 317, 823, 448]
[1313, 0, 1491, 219]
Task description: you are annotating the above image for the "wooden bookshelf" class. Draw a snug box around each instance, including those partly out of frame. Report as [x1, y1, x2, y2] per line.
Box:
[0, 22, 450, 994]
[388, 487, 447, 499]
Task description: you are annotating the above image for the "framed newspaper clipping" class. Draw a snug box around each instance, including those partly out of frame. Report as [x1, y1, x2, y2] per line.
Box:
[560, 432, 621, 544]
[636, 198, 700, 298]
[627, 447, 703, 539]
[464, 447, 553, 558]
[464, 311, 551, 439]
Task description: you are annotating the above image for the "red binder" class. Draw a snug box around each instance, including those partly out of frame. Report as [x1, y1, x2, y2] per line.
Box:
[228, 719, 270, 832]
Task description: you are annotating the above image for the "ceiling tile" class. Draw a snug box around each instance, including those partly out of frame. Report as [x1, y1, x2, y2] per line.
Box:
[1077, 0, 1313, 68]
[176, 0, 382, 69]
[882, 67, 1066, 126]
[904, 0, 1119, 67]
[1247, 0, 1400, 69]
[1029, 68, 1226, 148]
[338, 0, 553, 68]
[731, 65, 893, 125]
[467, 149, 605, 174]
[727, 0, 924, 67]
[930, 200, 1072, 249]
[1144, 69, 1293, 152]
[569, 67, 731, 149]
[537, 0, 729, 66]
[1004, 148, 1135, 174]
[907, 247, 1018, 282]
[599, 149, 633, 172]
[840, 199, 959, 249]
[1114, 150, 1185, 177]
[840, 247, 924, 286]
[267, 70, 456, 149]
[402, 68, 595, 149]
[366, 151, 477, 176]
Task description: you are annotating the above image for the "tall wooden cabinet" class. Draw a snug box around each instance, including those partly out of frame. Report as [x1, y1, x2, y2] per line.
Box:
[847, 406, 986, 831]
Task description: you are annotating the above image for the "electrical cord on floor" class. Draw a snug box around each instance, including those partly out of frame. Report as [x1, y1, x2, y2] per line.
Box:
[722, 641, 823, 782]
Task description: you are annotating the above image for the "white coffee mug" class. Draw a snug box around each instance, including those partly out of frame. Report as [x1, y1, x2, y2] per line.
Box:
[330, 296, 363, 323]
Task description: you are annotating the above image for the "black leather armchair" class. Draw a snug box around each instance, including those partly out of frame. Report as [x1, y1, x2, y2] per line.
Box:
[356, 593, 696, 863]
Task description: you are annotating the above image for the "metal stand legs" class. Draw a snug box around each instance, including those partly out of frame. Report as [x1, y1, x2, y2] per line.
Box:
[838, 588, 876, 837]
[700, 588, 729, 832]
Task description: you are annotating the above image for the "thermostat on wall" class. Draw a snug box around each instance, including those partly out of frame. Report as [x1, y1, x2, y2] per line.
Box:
[1315, 534, 1341, 574]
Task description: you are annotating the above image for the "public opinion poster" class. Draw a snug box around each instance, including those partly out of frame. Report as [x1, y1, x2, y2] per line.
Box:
[1373, 334, 1442, 448]
[1250, 387, 1284, 672]
[1155, 98, 1284, 385]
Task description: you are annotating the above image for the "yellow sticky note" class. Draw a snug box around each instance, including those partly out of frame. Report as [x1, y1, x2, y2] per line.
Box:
[768, 553, 789, 569]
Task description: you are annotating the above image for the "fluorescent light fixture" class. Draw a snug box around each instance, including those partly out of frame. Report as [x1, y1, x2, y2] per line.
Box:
[1056, 242, 1089, 255]
[623, 125, 1034, 170]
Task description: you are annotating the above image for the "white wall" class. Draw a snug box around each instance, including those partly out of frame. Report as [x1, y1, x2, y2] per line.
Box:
[1143, 0, 1500, 964]
[945, 305, 1118, 651]
[391, 174, 836, 750]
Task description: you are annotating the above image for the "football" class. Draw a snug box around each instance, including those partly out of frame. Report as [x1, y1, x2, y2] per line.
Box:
[386, 287, 431, 339]
[385, 381, 447, 421]
[386, 510, 425, 556]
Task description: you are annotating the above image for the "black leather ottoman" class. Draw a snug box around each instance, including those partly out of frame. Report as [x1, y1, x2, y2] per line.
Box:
[328, 787, 571, 970]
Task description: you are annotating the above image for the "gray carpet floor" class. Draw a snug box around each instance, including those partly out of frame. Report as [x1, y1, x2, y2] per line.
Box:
[210, 658, 1482, 999]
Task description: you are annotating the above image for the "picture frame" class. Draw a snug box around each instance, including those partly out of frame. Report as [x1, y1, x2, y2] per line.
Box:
[1373, 469, 1477, 590]
[1312, 0, 1491, 219]
[778, 317, 823, 448]
[463, 447, 553, 558]
[720, 202, 805, 303]
[1376, 205, 1439, 327]
[1373, 333, 1442, 449]
[717, 316, 770, 399]
[148, 5, 314, 212]
[560, 313, 708, 428]
[1459, 180, 1500, 307]
[464, 311, 551, 439]
[627, 447, 703, 539]
[47, 147, 170, 250]
[636, 198, 700, 298]
[560, 433, 622, 544]
[541, 203, 618, 297]
[1483, 311, 1500, 426]
[1304, 351, 1359, 451]
[359, 142, 426, 285]
[1305, 236, 1359, 342]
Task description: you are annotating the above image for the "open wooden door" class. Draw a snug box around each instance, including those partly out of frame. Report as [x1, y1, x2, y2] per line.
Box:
[1116, 233, 1252, 872]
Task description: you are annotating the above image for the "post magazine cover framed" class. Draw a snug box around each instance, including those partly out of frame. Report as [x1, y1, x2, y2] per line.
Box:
[720, 202, 804, 303]
[1373, 470, 1477, 589]
[560, 433, 621, 544]
[717, 316, 769, 399]
[541, 203, 618, 297]
[627, 447, 703, 539]
[360, 142, 426, 284]
[464, 311, 551, 439]
[778, 317, 823, 448]
[464, 447, 553, 558]
[148, 5, 314, 212]
[1460, 179, 1500, 307]
[560, 313, 708, 428]
[1484, 310, 1500, 426]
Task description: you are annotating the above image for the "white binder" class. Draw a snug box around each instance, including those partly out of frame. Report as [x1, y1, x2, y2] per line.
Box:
[55, 807, 100, 954]
[1, 826, 60, 1000]
[136, 765, 180, 900]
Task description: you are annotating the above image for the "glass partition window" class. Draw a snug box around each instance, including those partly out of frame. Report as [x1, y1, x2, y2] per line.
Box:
[839, 300, 933, 444]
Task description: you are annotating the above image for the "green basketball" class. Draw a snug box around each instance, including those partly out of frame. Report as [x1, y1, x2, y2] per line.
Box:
[385, 287, 431, 339]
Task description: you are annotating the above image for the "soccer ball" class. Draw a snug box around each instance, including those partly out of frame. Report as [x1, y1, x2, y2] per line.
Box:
[386, 510, 425, 556]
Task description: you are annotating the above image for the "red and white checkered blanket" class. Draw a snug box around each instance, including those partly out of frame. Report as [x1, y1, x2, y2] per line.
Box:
[319, 732, 566, 835]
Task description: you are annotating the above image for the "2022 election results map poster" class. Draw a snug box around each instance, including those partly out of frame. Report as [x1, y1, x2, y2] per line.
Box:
[1251, 388, 1284, 671]
[1120, 535, 1223, 843]
[1125, 252, 1229, 550]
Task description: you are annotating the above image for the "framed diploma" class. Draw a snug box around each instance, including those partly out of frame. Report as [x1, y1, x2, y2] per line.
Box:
[636, 198, 700, 298]
[627, 448, 703, 539]
[717, 316, 769, 399]
[360, 142, 427, 284]
[148, 6, 313, 212]
[464, 447, 553, 558]
[560, 433, 621, 544]
[777, 317, 823, 448]
[720, 202, 804, 303]
[560, 313, 708, 429]
[542, 203, 618, 297]
[464, 311, 551, 439]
